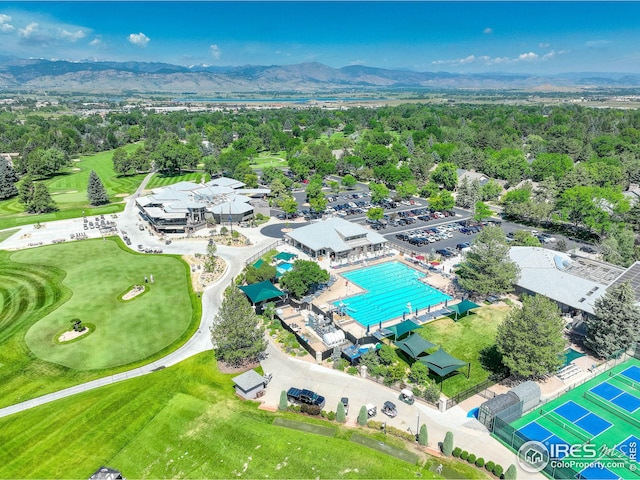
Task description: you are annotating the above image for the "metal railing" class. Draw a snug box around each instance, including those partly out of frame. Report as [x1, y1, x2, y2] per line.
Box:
[245, 240, 282, 265]
[445, 375, 505, 410]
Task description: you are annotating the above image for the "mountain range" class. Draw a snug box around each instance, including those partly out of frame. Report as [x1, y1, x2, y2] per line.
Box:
[1, 57, 640, 94]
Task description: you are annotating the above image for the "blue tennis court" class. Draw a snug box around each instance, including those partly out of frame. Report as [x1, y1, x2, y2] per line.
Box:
[579, 466, 619, 480]
[622, 366, 640, 383]
[616, 435, 640, 462]
[554, 401, 612, 437]
[516, 421, 570, 458]
[590, 382, 640, 413]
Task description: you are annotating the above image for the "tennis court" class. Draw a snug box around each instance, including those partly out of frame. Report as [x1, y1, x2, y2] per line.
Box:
[496, 358, 640, 479]
[590, 382, 640, 413]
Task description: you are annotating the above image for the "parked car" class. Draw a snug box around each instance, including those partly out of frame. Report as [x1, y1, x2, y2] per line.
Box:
[399, 389, 415, 405]
[366, 403, 377, 417]
[287, 387, 326, 408]
[580, 245, 597, 254]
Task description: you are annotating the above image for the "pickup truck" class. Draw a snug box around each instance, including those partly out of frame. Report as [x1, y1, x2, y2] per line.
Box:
[287, 387, 326, 408]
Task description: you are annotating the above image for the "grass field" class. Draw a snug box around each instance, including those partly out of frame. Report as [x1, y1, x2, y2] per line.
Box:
[417, 306, 509, 397]
[249, 151, 287, 170]
[0, 352, 483, 479]
[502, 358, 640, 480]
[0, 237, 199, 407]
[0, 143, 146, 230]
[146, 171, 209, 189]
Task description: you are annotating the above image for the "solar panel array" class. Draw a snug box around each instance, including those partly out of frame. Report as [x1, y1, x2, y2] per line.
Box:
[607, 261, 640, 298]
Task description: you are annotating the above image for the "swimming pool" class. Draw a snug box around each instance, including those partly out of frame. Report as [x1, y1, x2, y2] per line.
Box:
[276, 262, 293, 277]
[334, 262, 452, 327]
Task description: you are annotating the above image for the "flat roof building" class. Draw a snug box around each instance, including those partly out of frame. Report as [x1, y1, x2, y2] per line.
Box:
[284, 218, 387, 259]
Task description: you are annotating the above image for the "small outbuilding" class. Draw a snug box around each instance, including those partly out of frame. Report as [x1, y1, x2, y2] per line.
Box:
[509, 380, 541, 413]
[478, 391, 522, 431]
[232, 369, 267, 400]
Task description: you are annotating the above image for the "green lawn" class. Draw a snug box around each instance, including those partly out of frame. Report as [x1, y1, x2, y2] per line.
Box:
[0, 352, 481, 479]
[0, 229, 19, 244]
[249, 151, 287, 170]
[0, 143, 147, 230]
[146, 171, 209, 189]
[417, 306, 510, 397]
[0, 237, 199, 407]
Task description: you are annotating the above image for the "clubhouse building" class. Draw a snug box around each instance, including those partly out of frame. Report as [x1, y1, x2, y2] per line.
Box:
[136, 177, 269, 233]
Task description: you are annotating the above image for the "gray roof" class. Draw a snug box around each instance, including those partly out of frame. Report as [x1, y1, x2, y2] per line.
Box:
[210, 201, 253, 214]
[509, 380, 541, 402]
[236, 188, 271, 197]
[207, 177, 245, 189]
[481, 391, 520, 415]
[144, 207, 186, 219]
[509, 247, 609, 315]
[232, 369, 265, 391]
[285, 218, 387, 254]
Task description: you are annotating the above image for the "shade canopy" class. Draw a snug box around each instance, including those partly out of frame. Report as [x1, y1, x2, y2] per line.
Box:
[387, 319, 421, 340]
[252, 258, 265, 269]
[394, 333, 436, 360]
[448, 299, 480, 319]
[419, 348, 469, 377]
[239, 280, 285, 304]
[274, 251, 297, 261]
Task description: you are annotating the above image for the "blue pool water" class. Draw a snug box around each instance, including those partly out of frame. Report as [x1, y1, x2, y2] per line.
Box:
[276, 262, 293, 277]
[334, 262, 452, 327]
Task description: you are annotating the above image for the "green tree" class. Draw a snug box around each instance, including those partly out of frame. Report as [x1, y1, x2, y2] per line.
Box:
[17, 174, 34, 206]
[457, 225, 520, 295]
[429, 190, 455, 211]
[280, 196, 298, 219]
[442, 431, 454, 456]
[28, 182, 57, 213]
[418, 424, 428, 446]
[480, 179, 503, 201]
[87, 170, 109, 206]
[430, 162, 458, 190]
[357, 405, 368, 426]
[369, 182, 389, 204]
[599, 228, 637, 267]
[279, 260, 329, 298]
[0, 159, 18, 199]
[378, 344, 397, 365]
[309, 194, 328, 213]
[112, 147, 132, 175]
[409, 361, 430, 385]
[512, 230, 541, 247]
[279, 390, 288, 411]
[245, 262, 277, 284]
[210, 284, 267, 366]
[203, 240, 218, 273]
[336, 401, 346, 423]
[366, 206, 384, 222]
[496, 295, 565, 379]
[473, 201, 493, 222]
[395, 181, 417, 200]
[585, 281, 640, 358]
[341, 174, 357, 189]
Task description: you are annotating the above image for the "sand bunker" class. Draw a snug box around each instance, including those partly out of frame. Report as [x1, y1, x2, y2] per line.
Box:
[123, 285, 145, 300]
[58, 328, 89, 342]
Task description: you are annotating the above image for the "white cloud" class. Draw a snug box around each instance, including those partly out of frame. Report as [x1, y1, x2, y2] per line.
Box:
[518, 52, 538, 61]
[0, 14, 14, 33]
[89, 36, 104, 48]
[483, 27, 493, 35]
[539, 42, 550, 48]
[128, 32, 150, 47]
[58, 29, 85, 42]
[210, 44, 221, 60]
[585, 40, 611, 48]
[542, 49, 569, 60]
[19, 22, 39, 38]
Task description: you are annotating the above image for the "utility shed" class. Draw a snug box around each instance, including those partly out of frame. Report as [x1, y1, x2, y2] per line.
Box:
[232, 369, 266, 400]
[478, 392, 522, 431]
[510, 381, 541, 413]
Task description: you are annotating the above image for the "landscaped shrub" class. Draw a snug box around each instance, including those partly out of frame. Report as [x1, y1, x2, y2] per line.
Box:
[423, 381, 441, 404]
[492, 464, 504, 478]
[327, 411, 336, 421]
[387, 426, 415, 442]
[418, 424, 428, 446]
[278, 390, 288, 410]
[452, 447, 462, 458]
[475, 457, 485, 468]
[357, 406, 368, 426]
[468, 453, 476, 464]
[504, 464, 516, 480]
[347, 366, 358, 375]
[300, 404, 321, 416]
[336, 401, 346, 423]
[442, 431, 454, 456]
[367, 420, 383, 429]
[485, 461, 495, 473]
[460, 451, 469, 461]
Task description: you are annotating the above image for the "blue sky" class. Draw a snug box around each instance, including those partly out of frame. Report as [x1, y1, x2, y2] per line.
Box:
[0, 2, 638, 73]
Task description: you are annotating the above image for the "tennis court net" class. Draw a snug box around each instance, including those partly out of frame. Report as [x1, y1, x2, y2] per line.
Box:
[584, 390, 640, 429]
[539, 408, 592, 443]
[610, 371, 640, 393]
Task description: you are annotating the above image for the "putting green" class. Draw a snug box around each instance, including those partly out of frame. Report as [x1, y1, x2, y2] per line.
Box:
[11, 238, 193, 370]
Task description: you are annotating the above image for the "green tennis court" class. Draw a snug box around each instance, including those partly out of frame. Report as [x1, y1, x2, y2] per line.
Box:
[494, 358, 640, 479]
